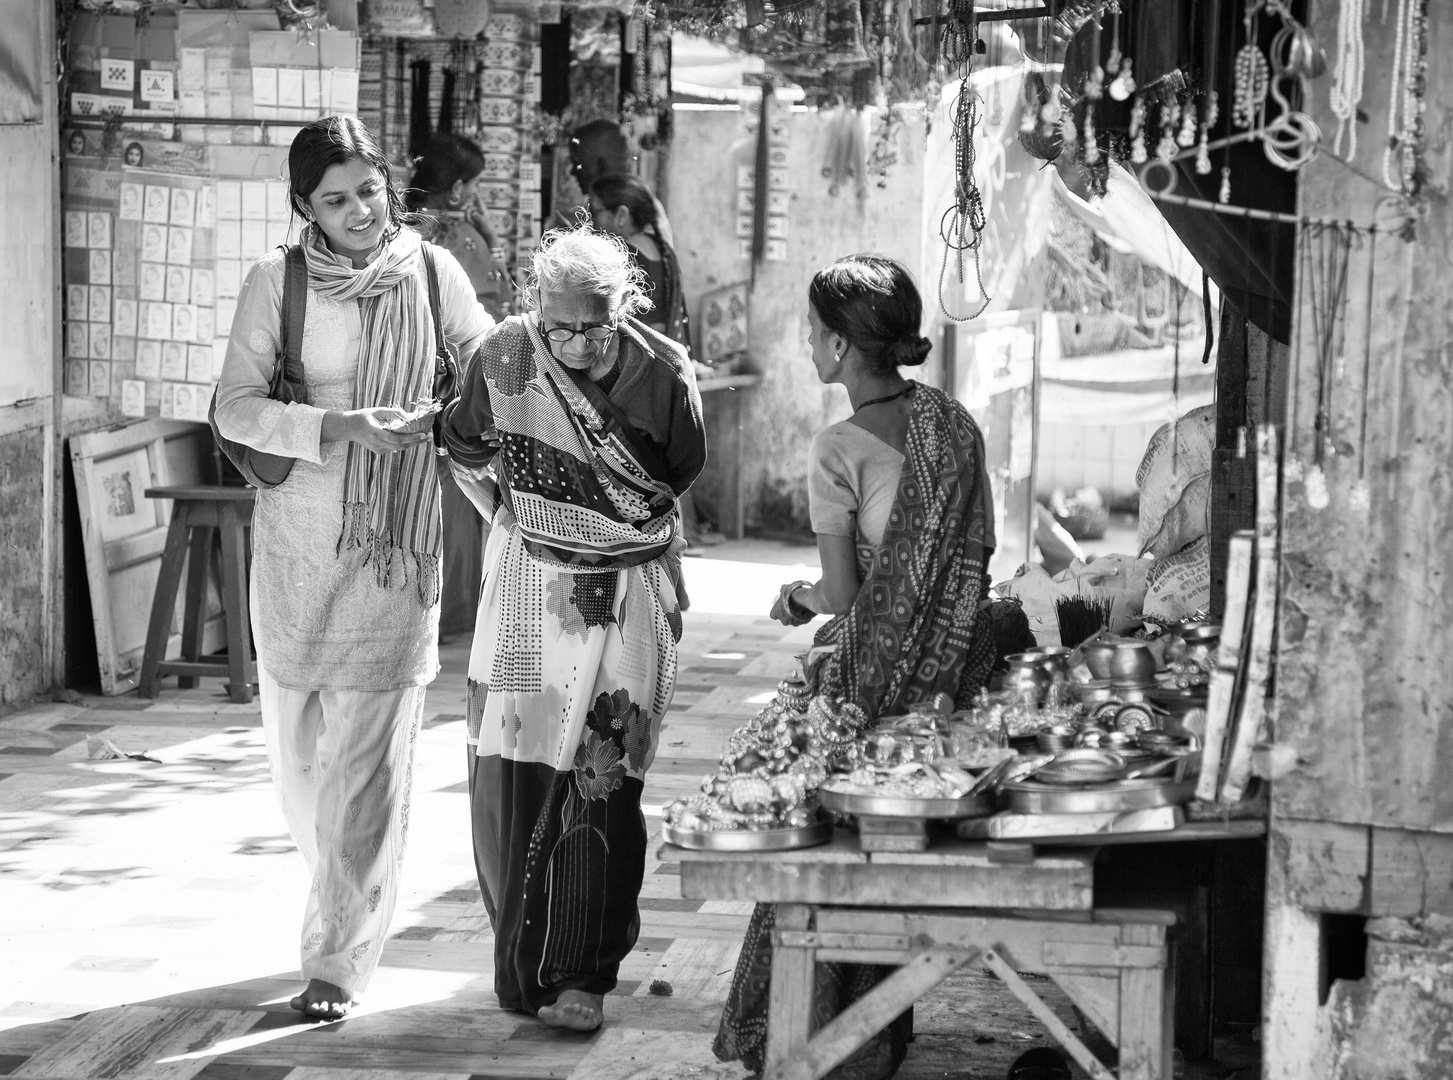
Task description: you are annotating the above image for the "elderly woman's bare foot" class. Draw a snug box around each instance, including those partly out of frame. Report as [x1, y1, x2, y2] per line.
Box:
[537, 989, 603, 1032]
[289, 978, 352, 1021]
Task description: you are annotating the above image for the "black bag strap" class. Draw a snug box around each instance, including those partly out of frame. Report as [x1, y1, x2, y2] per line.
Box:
[272, 244, 308, 401]
[420, 242, 446, 359]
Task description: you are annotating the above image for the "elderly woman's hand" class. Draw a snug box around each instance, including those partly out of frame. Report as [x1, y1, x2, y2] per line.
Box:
[322, 406, 435, 453]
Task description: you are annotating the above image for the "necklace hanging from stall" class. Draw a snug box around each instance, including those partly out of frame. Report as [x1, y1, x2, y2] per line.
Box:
[937, 1, 991, 322]
[1349, 228, 1377, 512]
[1299, 221, 1353, 510]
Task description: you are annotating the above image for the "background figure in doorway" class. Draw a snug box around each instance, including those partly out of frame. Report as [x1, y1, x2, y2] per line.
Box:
[407, 132, 509, 635]
[213, 116, 494, 1019]
[715, 255, 997, 1079]
[441, 227, 706, 1033]
[589, 172, 690, 350]
[562, 119, 675, 247]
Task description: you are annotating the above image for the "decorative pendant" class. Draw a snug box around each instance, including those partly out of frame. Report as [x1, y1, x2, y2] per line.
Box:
[1155, 104, 1179, 162]
[1348, 480, 1370, 512]
[1195, 127, 1212, 173]
[1177, 101, 1197, 146]
[1283, 452, 1304, 484]
[1232, 44, 1269, 129]
[1218, 165, 1232, 203]
[1304, 463, 1330, 510]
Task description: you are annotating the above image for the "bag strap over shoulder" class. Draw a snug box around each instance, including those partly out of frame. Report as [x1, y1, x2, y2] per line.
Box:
[420, 242, 446, 357]
[277, 244, 308, 389]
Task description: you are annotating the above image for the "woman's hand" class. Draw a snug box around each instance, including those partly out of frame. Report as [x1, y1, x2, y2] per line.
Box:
[322, 407, 435, 453]
[770, 580, 816, 626]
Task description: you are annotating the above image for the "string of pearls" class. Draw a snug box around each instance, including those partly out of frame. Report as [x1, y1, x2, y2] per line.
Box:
[1382, 0, 1411, 189]
[1328, 0, 1365, 160]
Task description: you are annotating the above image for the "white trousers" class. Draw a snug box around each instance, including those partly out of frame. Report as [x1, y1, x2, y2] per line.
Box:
[259, 667, 428, 997]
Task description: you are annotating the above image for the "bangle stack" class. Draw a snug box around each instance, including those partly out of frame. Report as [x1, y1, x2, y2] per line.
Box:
[784, 580, 816, 624]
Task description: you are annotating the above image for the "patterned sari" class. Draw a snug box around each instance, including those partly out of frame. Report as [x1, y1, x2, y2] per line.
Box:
[442, 314, 705, 1014]
[715, 382, 997, 1079]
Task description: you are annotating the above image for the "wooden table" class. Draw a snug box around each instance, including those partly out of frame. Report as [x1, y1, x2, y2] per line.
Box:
[664, 829, 1176, 1080]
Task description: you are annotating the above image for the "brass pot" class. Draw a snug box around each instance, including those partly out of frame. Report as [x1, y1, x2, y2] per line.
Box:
[1081, 640, 1119, 680]
[1110, 641, 1157, 684]
[1003, 653, 1050, 703]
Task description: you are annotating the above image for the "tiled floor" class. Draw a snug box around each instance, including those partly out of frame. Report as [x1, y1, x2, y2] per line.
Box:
[0, 543, 1157, 1080]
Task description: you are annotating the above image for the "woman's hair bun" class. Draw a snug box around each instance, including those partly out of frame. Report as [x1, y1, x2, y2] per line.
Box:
[887, 334, 932, 367]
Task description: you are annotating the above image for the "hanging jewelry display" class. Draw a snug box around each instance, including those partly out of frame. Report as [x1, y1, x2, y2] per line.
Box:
[936, 1, 991, 322]
[1176, 98, 1197, 146]
[1232, 2, 1269, 130]
[1195, 92, 1218, 174]
[1262, 13, 1322, 171]
[1329, 0, 1365, 160]
[1155, 102, 1180, 162]
[1382, 0, 1428, 195]
[1349, 228, 1377, 512]
[1129, 94, 1148, 163]
[1300, 222, 1354, 510]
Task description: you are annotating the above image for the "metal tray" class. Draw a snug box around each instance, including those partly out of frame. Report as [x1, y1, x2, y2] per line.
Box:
[1000, 776, 1197, 815]
[818, 785, 996, 820]
[661, 818, 834, 852]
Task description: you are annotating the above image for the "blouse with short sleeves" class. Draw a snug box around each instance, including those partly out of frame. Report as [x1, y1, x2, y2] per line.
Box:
[808, 420, 905, 576]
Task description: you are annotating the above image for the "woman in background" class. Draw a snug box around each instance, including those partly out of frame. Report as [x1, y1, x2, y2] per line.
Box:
[213, 116, 493, 1019]
[408, 132, 510, 322]
[407, 132, 509, 635]
[588, 172, 690, 350]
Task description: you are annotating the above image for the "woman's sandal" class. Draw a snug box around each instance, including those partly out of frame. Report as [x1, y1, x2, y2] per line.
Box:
[1006, 1047, 1071, 1080]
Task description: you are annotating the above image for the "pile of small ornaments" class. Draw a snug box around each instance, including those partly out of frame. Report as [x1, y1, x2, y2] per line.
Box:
[662, 678, 865, 833]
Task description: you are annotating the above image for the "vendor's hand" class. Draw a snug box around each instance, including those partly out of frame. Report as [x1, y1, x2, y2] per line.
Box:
[770, 581, 815, 626]
[328, 407, 434, 453]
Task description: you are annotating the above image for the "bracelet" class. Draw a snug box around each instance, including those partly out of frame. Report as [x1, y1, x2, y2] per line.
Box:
[785, 581, 815, 622]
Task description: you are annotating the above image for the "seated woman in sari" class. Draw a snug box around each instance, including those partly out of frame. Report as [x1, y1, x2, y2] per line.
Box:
[439, 226, 706, 1032]
[714, 255, 997, 1079]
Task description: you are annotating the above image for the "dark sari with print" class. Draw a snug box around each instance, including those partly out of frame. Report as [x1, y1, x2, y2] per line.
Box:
[715, 383, 997, 1078]
[442, 314, 705, 1013]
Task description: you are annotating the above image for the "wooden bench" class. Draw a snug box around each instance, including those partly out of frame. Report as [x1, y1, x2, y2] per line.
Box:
[665, 829, 1176, 1080]
[138, 485, 256, 704]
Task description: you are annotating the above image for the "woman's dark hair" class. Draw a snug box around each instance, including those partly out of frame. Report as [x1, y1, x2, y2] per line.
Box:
[405, 132, 486, 211]
[808, 254, 932, 374]
[589, 172, 659, 236]
[287, 116, 409, 242]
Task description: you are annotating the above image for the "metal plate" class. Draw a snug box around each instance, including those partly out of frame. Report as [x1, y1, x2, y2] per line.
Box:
[818, 785, 997, 819]
[661, 818, 834, 852]
[1000, 776, 1197, 815]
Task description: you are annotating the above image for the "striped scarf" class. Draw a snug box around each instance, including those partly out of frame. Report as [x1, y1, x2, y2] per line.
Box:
[301, 224, 441, 606]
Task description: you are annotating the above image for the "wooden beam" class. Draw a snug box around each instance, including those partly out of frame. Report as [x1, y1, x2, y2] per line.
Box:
[1368, 827, 1453, 917]
[982, 949, 1120, 1080]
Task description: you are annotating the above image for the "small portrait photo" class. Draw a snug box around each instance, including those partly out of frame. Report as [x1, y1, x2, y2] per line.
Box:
[169, 187, 196, 227]
[66, 129, 87, 157]
[135, 339, 161, 378]
[88, 285, 111, 324]
[66, 321, 89, 359]
[88, 322, 112, 360]
[120, 378, 146, 418]
[161, 340, 187, 380]
[88, 250, 112, 287]
[123, 141, 144, 168]
[165, 265, 192, 305]
[64, 210, 87, 248]
[66, 283, 88, 322]
[66, 359, 88, 396]
[172, 303, 196, 344]
[143, 184, 171, 224]
[113, 297, 138, 339]
[141, 224, 167, 263]
[167, 225, 193, 265]
[146, 300, 173, 341]
[89, 360, 112, 400]
[190, 267, 215, 308]
[187, 344, 211, 383]
[173, 382, 196, 422]
[119, 181, 144, 222]
[88, 211, 112, 250]
[139, 261, 166, 302]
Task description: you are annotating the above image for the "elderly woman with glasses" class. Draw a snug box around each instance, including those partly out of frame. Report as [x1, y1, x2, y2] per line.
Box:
[440, 225, 706, 1033]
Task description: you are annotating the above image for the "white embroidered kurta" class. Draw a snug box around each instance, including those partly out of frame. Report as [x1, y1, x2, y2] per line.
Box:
[214, 243, 493, 691]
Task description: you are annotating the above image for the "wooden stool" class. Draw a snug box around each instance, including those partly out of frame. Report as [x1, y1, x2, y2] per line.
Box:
[138, 485, 257, 704]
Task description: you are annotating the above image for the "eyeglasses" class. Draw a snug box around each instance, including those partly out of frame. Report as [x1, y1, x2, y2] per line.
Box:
[543, 322, 617, 345]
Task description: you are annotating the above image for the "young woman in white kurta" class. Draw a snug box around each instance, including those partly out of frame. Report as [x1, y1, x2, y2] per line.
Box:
[213, 116, 492, 1019]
